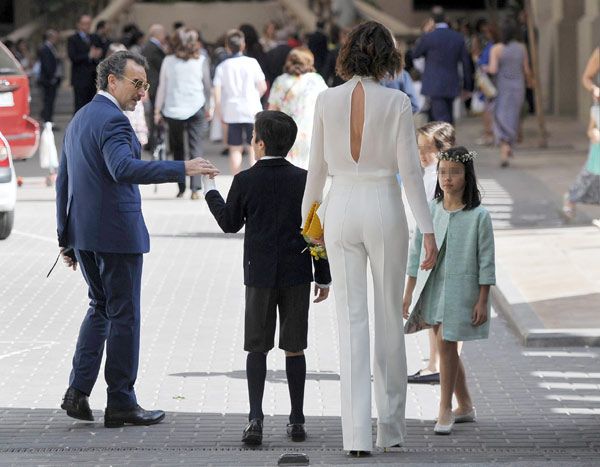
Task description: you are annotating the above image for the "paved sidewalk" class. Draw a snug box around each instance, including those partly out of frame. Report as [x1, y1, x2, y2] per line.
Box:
[2, 170, 600, 465]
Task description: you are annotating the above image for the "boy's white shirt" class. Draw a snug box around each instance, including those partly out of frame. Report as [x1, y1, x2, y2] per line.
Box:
[201, 157, 330, 287]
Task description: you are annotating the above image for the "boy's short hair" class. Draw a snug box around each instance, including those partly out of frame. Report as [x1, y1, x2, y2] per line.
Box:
[225, 29, 245, 54]
[417, 121, 456, 151]
[254, 110, 297, 157]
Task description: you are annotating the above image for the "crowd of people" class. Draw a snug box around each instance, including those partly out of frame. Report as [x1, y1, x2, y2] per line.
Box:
[5, 2, 597, 459]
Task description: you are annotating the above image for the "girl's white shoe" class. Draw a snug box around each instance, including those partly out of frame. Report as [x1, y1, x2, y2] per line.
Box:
[434, 414, 455, 435]
[454, 408, 476, 423]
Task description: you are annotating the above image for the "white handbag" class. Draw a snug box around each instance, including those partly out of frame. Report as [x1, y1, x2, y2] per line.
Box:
[39, 122, 59, 169]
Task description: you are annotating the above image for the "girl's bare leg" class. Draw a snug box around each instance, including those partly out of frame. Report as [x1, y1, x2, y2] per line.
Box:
[425, 328, 440, 373]
[453, 356, 474, 416]
[434, 324, 459, 425]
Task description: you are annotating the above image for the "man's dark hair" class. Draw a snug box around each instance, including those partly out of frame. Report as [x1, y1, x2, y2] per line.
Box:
[96, 50, 148, 91]
[254, 110, 297, 157]
[434, 146, 482, 210]
[432, 6, 445, 24]
[225, 29, 245, 54]
[96, 20, 107, 32]
[173, 21, 184, 30]
[335, 21, 402, 81]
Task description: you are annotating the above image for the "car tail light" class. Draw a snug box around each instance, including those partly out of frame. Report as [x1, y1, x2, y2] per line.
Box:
[0, 147, 9, 167]
[0, 135, 10, 168]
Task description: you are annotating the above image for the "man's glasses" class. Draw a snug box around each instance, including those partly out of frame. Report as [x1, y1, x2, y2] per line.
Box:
[122, 76, 150, 92]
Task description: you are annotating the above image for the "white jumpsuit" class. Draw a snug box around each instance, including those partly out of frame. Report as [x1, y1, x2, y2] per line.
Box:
[302, 76, 434, 451]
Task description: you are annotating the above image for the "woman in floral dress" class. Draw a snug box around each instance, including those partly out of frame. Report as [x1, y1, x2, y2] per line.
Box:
[268, 47, 327, 169]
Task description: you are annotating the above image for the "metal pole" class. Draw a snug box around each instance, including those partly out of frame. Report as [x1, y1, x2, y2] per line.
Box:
[525, 0, 548, 148]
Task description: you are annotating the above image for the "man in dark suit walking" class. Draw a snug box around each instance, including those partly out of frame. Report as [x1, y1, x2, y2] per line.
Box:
[203, 111, 331, 446]
[37, 29, 63, 125]
[56, 51, 219, 428]
[141, 24, 166, 150]
[412, 7, 473, 124]
[68, 14, 103, 113]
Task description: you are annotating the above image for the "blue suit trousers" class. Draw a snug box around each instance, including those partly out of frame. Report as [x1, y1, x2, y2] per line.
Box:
[70, 250, 143, 409]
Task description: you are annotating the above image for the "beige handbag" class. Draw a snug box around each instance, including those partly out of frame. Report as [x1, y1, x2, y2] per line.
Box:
[476, 69, 497, 99]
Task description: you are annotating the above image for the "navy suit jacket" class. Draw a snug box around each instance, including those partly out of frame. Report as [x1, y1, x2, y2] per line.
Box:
[56, 94, 185, 254]
[412, 26, 473, 98]
[205, 157, 331, 288]
[67, 32, 98, 88]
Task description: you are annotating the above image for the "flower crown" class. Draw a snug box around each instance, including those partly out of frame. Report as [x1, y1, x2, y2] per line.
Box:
[436, 150, 478, 163]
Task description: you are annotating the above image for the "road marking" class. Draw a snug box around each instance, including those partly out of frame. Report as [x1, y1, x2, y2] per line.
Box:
[11, 229, 57, 244]
[0, 342, 56, 360]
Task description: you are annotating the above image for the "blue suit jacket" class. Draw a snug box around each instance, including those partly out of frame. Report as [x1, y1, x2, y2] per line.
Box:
[56, 94, 185, 254]
[412, 26, 473, 98]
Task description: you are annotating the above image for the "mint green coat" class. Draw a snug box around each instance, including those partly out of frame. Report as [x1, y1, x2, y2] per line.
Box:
[404, 201, 496, 341]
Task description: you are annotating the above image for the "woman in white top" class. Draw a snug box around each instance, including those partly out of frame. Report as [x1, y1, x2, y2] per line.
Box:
[154, 29, 211, 199]
[302, 21, 437, 455]
[268, 47, 328, 169]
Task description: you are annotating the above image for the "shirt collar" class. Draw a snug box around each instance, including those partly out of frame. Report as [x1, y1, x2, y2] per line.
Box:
[424, 163, 437, 173]
[435, 23, 449, 29]
[98, 90, 123, 111]
[149, 37, 162, 48]
[261, 156, 281, 160]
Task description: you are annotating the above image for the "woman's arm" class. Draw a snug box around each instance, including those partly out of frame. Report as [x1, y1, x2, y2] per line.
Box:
[487, 44, 501, 75]
[588, 113, 600, 142]
[301, 93, 328, 222]
[153, 60, 168, 123]
[582, 47, 600, 97]
[522, 44, 534, 88]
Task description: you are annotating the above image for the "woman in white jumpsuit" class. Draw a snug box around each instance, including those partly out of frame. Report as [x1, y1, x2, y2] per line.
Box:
[302, 21, 437, 455]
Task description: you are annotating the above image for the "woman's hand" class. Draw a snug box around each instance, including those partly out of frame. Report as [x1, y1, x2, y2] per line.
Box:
[472, 299, 488, 326]
[154, 112, 163, 125]
[402, 294, 412, 319]
[420, 233, 437, 271]
[403, 276, 416, 319]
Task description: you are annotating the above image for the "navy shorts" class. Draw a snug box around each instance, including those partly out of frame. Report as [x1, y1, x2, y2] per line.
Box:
[227, 123, 254, 146]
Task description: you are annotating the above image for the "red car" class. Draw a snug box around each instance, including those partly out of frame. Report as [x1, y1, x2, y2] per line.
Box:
[0, 41, 39, 160]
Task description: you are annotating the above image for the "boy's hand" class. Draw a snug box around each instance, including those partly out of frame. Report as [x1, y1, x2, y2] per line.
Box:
[313, 284, 329, 303]
[472, 299, 488, 326]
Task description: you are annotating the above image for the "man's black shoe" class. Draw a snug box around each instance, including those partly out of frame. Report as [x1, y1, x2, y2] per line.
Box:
[104, 404, 165, 428]
[242, 418, 263, 446]
[286, 423, 306, 442]
[61, 387, 94, 421]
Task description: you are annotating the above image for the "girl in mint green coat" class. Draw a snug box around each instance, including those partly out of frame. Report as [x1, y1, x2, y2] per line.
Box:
[403, 146, 495, 436]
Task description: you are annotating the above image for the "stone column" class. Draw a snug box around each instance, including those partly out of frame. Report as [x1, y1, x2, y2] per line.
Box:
[552, 0, 585, 116]
[577, 0, 600, 122]
[531, 0, 556, 114]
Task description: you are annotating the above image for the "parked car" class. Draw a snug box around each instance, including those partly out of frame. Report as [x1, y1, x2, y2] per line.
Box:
[0, 130, 16, 239]
[0, 41, 39, 160]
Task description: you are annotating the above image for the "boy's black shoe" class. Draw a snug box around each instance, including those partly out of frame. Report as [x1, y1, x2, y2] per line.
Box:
[286, 423, 306, 441]
[242, 418, 263, 446]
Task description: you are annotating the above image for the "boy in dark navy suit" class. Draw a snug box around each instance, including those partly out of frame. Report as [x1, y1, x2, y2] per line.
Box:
[202, 110, 331, 445]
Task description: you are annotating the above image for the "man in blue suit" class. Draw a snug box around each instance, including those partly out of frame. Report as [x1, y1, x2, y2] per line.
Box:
[412, 7, 473, 124]
[56, 51, 219, 428]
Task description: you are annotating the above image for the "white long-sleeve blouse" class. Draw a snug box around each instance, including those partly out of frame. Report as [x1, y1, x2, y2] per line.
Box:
[301, 75, 434, 234]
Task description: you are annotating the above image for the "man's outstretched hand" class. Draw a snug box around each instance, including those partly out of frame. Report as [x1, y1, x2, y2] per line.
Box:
[185, 158, 220, 178]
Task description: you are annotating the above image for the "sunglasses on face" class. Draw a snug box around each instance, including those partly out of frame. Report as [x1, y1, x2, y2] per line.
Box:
[122, 76, 150, 92]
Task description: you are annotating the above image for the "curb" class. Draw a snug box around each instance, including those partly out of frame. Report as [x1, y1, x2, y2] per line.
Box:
[491, 263, 600, 347]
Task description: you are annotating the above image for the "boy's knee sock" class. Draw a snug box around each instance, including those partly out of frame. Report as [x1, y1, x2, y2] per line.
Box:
[246, 352, 267, 421]
[286, 354, 306, 424]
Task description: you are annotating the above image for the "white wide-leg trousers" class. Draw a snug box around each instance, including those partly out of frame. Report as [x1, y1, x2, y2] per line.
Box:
[323, 175, 409, 451]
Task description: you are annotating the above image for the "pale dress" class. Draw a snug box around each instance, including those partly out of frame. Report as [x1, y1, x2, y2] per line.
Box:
[268, 72, 327, 169]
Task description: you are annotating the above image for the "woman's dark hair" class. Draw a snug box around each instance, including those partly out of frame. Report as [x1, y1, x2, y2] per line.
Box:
[254, 110, 298, 157]
[434, 146, 482, 210]
[335, 21, 402, 81]
[500, 18, 519, 44]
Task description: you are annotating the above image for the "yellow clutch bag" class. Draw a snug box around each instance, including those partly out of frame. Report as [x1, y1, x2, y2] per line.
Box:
[302, 202, 323, 239]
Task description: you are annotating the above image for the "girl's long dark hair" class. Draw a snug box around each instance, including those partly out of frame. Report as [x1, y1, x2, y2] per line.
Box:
[434, 146, 482, 210]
